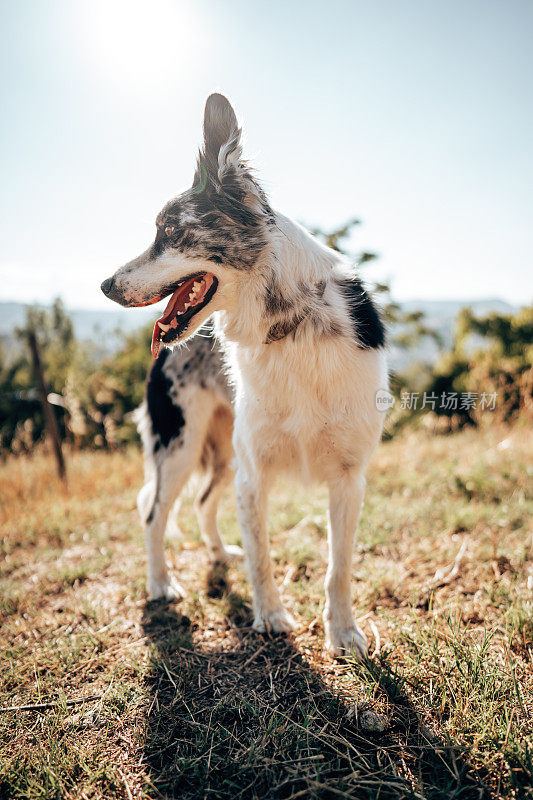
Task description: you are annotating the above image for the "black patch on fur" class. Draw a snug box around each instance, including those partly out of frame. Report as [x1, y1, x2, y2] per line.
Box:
[265, 314, 305, 344]
[336, 278, 386, 349]
[315, 280, 326, 298]
[198, 477, 215, 505]
[198, 446, 225, 505]
[146, 350, 185, 448]
[264, 274, 294, 315]
[149, 232, 166, 260]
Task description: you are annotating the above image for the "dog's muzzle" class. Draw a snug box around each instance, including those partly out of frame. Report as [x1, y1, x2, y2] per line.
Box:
[101, 276, 127, 305]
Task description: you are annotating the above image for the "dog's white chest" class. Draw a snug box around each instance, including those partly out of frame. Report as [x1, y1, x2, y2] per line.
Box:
[231, 339, 387, 481]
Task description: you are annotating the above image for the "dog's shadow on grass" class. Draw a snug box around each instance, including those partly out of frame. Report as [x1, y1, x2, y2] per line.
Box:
[141, 567, 494, 800]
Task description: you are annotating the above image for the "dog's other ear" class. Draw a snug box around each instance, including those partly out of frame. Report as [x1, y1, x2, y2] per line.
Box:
[202, 93, 243, 181]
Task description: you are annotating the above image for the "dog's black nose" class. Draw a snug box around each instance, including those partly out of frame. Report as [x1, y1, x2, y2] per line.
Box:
[100, 277, 115, 296]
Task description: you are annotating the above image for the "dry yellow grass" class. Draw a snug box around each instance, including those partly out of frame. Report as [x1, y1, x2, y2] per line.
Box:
[0, 424, 532, 799]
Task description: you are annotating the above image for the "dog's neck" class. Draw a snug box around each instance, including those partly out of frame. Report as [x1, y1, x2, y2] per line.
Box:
[270, 212, 340, 289]
[220, 212, 350, 347]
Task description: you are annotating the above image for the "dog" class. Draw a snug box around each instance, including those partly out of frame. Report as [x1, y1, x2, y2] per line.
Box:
[101, 94, 388, 658]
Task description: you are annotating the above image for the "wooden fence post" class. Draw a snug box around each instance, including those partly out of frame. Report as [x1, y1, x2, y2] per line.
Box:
[28, 331, 67, 481]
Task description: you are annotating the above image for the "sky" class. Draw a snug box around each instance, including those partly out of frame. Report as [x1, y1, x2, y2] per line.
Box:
[0, 0, 532, 312]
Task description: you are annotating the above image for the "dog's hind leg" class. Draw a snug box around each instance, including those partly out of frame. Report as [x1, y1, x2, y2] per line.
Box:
[323, 470, 368, 659]
[195, 406, 243, 563]
[140, 390, 222, 600]
[165, 497, 183, 540]
[141, 452, 192, 601]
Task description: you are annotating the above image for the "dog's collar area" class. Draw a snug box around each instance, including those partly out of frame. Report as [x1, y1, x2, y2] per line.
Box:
[265, 313, 304, 344]
[264, 278, 328, 344]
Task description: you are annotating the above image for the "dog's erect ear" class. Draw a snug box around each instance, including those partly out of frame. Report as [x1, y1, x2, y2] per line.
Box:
[196, 94, 266, 221]
[202, 93, 243, 181]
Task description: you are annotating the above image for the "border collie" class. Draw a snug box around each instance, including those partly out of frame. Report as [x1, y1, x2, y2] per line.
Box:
[101, 94, 387, 657]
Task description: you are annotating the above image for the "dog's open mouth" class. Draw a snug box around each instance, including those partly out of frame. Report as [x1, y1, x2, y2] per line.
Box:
[151, 272, 218, 358]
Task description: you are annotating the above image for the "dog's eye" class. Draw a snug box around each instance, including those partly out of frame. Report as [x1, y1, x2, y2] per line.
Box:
[164, 225, 175, 237]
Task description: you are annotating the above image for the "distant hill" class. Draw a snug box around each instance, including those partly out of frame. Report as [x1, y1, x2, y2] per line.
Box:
[0, 301, 157, 339]
[0, 297, 518, 369]
[0, 301, 157, 360]
[400, 298, 515, 318]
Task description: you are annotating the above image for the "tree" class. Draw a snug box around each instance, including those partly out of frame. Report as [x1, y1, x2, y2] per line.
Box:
[423, 305, 533, 426]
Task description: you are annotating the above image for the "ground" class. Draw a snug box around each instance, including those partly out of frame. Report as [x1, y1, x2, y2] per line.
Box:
[0, 424, 532, 799]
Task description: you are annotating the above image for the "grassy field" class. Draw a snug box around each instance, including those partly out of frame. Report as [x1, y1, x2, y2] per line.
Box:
[0, 424, 532, 799]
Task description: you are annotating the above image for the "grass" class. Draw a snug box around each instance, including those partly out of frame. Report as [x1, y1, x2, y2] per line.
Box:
[0, 424, 531, 799]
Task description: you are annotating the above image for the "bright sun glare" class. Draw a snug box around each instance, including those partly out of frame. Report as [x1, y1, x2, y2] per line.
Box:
[80, 0, 201, 93]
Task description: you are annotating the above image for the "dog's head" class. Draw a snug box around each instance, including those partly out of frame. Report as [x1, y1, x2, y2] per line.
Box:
[101, 93, 271, 356]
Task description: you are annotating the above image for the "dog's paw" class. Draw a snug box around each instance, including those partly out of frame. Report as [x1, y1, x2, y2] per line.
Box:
[217, 544, 245, 562]
[209, 544, 245, 564]
[164, 519, 183, 541]
[325, 621, 368, 660]
[253, 606, 297, 634]
[149, 575, 185, 602]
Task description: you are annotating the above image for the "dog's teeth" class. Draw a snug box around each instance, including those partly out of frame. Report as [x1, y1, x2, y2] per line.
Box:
[189, 292, 196, 302]
[158, 322, 170, 332]
[184, 302, 191, 310]
[193, 281, 201, 291]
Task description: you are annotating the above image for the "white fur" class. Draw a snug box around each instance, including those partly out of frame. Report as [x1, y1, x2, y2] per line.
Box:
[220, 216, 387, 657]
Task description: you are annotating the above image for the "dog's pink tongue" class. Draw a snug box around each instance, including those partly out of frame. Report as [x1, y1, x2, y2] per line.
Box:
[151, 325, 163, 359]
[150, 275, 212, 359]
[151, 287, 183, 358]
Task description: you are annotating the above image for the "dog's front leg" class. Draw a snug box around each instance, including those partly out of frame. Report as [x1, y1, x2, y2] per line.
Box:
[324, 471, 368, 659]
[234, 465, 296, 634]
